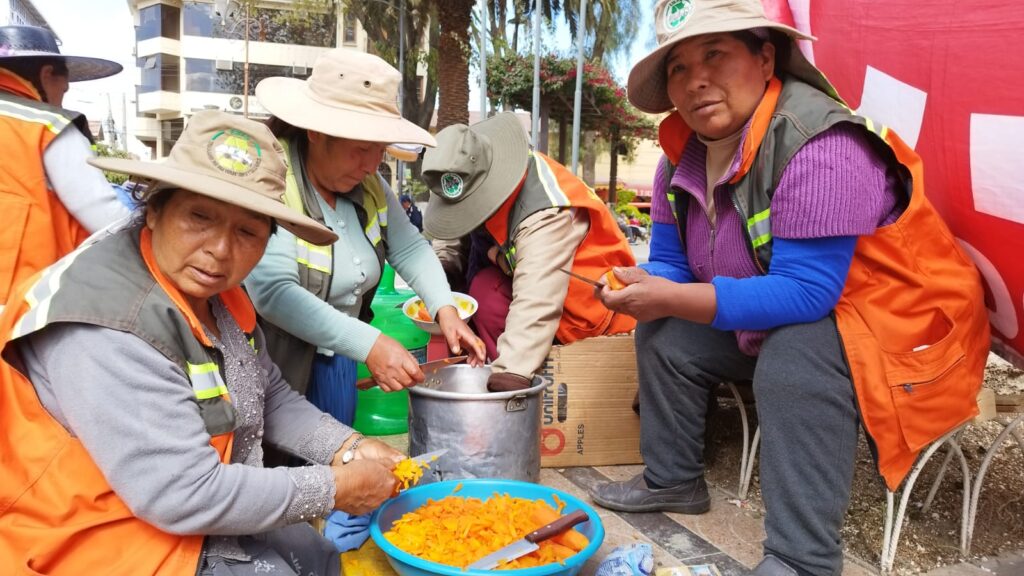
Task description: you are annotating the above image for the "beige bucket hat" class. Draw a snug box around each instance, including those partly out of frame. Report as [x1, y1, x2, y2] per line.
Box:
[421, 112, 530, 240]
[628, 0, 823, 114]
[89, 110, 337, 246]
[256, 49, 435, 147]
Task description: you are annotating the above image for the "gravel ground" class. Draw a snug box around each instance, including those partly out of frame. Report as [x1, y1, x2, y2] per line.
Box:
[704, 353, 1024, 574]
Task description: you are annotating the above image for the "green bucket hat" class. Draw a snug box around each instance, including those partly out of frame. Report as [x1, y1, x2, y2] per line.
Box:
[421, 112, 530, 240]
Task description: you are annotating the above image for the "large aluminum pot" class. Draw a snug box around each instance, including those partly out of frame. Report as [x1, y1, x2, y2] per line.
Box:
[408, 365, 551, 483]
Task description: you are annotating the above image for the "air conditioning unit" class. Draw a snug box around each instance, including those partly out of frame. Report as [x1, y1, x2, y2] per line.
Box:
[229, 96, 243, 110]
[292, 65, 308, 75]
[215, 59, 233, 71]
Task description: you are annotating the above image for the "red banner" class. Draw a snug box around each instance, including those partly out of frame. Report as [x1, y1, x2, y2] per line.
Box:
[763, 0, 1024, 367]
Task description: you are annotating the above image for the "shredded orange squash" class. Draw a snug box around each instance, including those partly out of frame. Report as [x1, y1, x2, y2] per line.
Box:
[392, 458, 429, 494]
[384, 494, 590, 570]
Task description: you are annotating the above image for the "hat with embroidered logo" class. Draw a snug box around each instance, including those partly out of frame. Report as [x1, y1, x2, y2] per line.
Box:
[0, 25, 122, 81]
[420, 112, 530, 240]
[256, 48, 435, 147]
[628, 0, 819, 114]
[88, 110, 337, 246]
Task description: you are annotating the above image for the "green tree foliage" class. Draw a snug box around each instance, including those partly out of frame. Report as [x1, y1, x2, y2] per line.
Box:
[93, 143, 135, 185]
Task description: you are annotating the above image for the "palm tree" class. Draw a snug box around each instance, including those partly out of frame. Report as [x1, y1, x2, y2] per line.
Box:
[434, 0, 476, 130]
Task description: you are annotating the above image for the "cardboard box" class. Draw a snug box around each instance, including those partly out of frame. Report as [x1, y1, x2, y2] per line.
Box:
[537, 334, 643, 467]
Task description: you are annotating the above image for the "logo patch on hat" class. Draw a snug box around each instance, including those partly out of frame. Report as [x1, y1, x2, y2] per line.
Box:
[664, 0, 693, 32]
[208, 129, 262, 176]
[440, 172, 465, 199]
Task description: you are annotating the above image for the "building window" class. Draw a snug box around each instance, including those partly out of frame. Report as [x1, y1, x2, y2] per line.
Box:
[138, 53, 180, 93]
[183, 2, 336, 47]
[160, 118, 184, 157]
[137, 4, 180, 42]
[186, 58, 310, 95]
[343, 17, 357, 45]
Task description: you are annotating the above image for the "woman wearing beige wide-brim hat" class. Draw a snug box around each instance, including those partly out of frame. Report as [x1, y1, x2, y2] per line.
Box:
[0, 110, 414, 575]
[246, 49, 484, 425]
[589, 1, 989, 575]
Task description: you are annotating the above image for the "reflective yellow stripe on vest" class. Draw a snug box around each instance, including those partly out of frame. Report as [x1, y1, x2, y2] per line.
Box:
[11, 240, 91, 339]
[532, 155, 570, 208]
[187, 362, 229, 400]
[364, 205, 387, 247]
[747, 208, 772, 249]
[295, 239, 332, 273]
[0, 97, 72, 135]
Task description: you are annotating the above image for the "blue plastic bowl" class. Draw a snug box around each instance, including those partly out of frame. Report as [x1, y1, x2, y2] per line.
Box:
[370, 479, 605, 576]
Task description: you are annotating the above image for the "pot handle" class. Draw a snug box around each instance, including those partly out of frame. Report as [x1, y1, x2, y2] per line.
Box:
[505, 394, 528, 412]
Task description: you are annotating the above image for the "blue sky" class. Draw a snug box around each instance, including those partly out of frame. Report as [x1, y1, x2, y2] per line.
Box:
[31, 1, 654, 117]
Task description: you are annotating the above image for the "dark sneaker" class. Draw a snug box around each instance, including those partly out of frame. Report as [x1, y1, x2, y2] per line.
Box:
[589, 473, 710, 514]
[753, 554, 799, 576]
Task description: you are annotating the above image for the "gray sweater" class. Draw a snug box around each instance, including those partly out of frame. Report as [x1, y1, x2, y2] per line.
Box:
[17, 300, 350, 537]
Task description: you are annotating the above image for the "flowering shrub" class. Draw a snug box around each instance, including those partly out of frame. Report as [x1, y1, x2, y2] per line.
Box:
[487, 53, 655, 141]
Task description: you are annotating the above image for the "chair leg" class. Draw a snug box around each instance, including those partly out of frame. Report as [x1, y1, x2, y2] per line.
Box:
[879, 427, 968, 573]
[725, 382, 758, 500]
[965, 413, 1024, 553]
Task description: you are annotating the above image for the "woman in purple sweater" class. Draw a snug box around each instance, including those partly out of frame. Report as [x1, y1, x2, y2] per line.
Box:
[589, 1, 959, 575]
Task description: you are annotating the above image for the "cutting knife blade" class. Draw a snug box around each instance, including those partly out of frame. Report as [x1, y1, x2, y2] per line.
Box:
[410, 448, 448, 465]
[355, 356, 469, 390]
[558, 268, 605, 288]
[467, 509, 589, 570]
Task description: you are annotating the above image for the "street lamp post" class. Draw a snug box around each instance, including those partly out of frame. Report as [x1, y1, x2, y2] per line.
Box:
[531, 0, 541, 149]
[570, 0, 586, 175]
[397, 0, 406, 194]
[213, 0, 259, 118]
[478, 0, 488, 118]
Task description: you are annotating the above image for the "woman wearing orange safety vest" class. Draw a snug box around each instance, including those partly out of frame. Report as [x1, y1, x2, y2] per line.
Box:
[0, 26, 130, 311]
[589, 2, 989, 575]
[0, 111, 405, 575]
[424, 112, 637, 393]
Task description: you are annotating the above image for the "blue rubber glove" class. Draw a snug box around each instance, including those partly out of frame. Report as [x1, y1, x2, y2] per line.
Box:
[595, 542, 655, 576]
[324, 510, 371, 553]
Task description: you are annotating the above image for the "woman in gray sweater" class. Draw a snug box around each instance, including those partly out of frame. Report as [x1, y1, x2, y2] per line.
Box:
[0, 111, 400, 575]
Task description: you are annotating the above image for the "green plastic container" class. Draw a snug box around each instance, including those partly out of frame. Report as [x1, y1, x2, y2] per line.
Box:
[352, 264, 430, 436]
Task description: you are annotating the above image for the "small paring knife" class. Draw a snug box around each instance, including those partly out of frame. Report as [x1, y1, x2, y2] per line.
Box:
[558, 268, 606, 288]
[467, 509, 589, 570]
[355, 356, 469, 390]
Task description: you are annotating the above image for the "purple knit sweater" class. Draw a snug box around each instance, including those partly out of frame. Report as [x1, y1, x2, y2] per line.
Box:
[651, 121, 903, 355]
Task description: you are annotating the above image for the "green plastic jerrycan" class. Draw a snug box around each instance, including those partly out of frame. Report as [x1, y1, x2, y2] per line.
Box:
[352, 263, 430, 436]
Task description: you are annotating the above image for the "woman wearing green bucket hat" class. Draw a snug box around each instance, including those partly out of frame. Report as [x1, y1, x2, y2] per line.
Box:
[588, 1, 988, 575]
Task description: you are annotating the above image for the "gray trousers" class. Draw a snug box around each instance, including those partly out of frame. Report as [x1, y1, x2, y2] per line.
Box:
[636, 316, 859, 576]
[198, 523, 340, 576]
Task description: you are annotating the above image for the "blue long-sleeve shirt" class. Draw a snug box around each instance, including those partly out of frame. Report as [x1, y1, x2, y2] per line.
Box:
[640, 229, 857, 331]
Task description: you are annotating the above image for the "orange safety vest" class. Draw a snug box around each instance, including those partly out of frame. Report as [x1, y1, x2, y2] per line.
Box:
[485, 152, 637, 344]
[0, 69, 91, 309]
[659, 78, 989, 490]
[0, 228, 243, 574]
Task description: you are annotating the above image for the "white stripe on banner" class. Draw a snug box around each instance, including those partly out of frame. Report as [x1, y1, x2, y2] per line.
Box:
[970, 114, 1024, 226]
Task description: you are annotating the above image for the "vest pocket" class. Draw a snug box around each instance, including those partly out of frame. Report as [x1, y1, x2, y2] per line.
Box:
[0, 196, 30, 304]
[886, 311, 968, 452]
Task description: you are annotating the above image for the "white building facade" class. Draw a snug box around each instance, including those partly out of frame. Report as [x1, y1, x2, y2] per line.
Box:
[128, 0, 371, 158]
[0, 0, 50, 28]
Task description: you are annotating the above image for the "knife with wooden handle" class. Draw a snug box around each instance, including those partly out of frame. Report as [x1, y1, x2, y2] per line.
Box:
[467, 510, 590, 570]
[355, 355, 469, 390]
